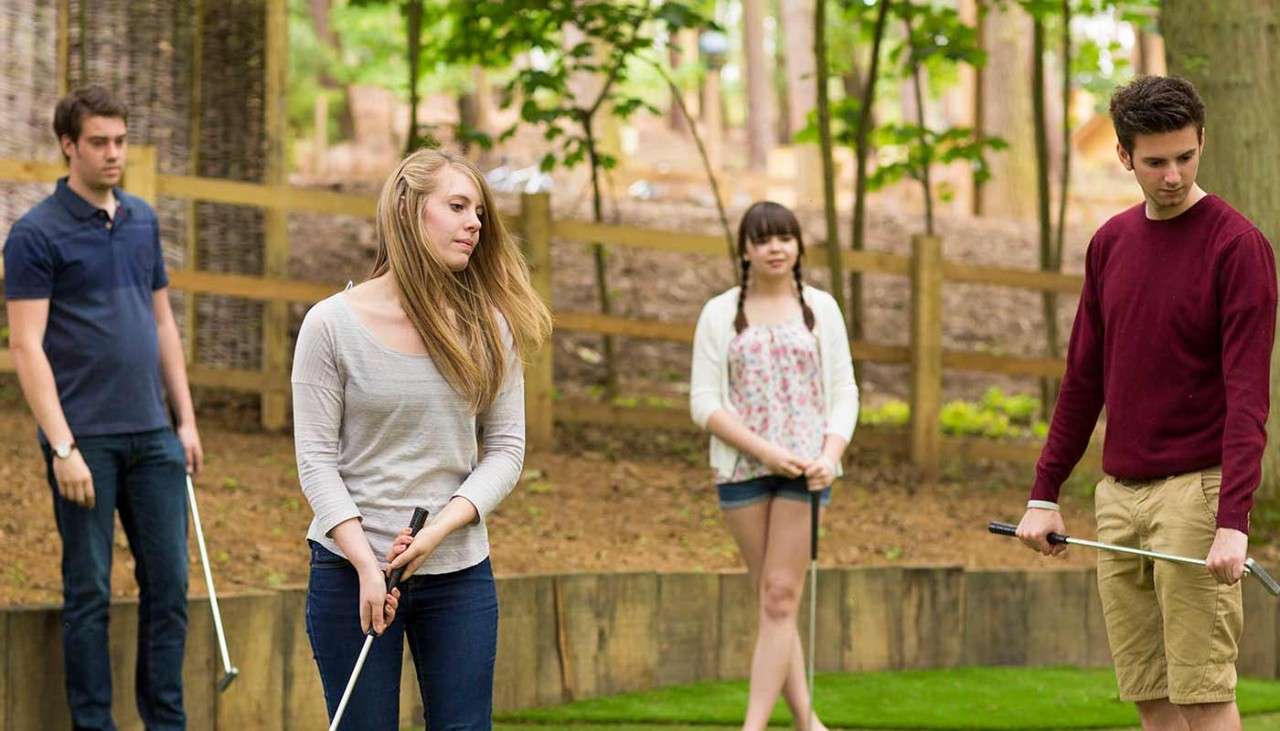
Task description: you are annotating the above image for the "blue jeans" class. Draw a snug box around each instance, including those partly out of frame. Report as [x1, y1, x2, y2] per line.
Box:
[43, 428, 190, 731]
[306, 542, 499, 730]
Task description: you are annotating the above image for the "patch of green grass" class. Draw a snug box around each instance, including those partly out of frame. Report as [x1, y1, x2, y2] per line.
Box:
[494, 667, 1280, 730]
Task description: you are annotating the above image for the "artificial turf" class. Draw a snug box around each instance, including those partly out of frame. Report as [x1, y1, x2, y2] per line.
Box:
[492, 666, 1280, 729]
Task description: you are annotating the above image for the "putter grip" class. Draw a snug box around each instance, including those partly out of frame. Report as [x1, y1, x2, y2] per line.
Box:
[987, 521, 1069, 545]
[810, 492, 820, 560]
[385, 507, 429, 592]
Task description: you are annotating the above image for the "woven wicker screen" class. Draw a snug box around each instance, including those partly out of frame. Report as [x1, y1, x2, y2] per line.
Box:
[1, 0, 272, 372]
[0, 1, 64, 280]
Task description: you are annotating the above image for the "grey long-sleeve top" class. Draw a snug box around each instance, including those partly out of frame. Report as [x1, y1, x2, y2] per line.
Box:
[291, 293, 525, 575]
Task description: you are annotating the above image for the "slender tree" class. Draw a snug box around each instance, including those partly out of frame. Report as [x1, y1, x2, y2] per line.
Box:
[902, 1, 935, 235]
[849, 0, 892, 338]
[815, 0, 847, 315]
[1163, 0, 1280, 498]
[1031, 10, 1056, 412]
[742, 0, 774, 170]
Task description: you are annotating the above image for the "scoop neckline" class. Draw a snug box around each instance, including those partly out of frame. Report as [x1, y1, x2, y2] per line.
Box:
[335, 293, 431, 359]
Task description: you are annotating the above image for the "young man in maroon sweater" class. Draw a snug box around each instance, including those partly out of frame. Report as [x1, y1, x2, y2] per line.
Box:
[1016, 76, 1276, 730]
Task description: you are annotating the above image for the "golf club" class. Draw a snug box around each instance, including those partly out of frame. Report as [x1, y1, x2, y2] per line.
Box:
[329, 507, 430, 731]
[807, 490, 819, 731]
[186, 474, 239, 691]
[988, 521, 1280, 596]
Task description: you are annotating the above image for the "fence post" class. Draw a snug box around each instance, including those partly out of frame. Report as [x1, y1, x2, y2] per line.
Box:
[909, 233, 942, 478]
[521, 192, 555, 452]
[124, 145, 158, 205]
[260, 0, 290, 431]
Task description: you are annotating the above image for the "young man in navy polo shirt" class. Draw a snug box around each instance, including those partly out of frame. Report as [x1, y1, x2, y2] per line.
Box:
[4, 86, 203, 730]
[1016, 76, 1276, 731]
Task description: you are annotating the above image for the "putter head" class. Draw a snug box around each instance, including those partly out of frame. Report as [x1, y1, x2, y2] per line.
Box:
[1246, 558, 1280, 597]
[218, 667, 240, 693]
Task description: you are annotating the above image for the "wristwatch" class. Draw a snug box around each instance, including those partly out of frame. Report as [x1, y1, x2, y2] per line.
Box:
[52, 441, 77, 460]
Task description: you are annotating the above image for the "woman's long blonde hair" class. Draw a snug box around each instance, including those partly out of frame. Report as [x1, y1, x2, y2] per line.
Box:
[370, 149, 552, 412]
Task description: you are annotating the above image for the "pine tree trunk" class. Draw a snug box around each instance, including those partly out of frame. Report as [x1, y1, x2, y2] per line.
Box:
[1032, 16, 1059, 418]
[979, 0, 1036, 219]
[815, 0, 845, 314]
[742, 0, 774, 170]
[403, 0, 423, 153]
[849, 0, 891, 340]
[782, 0, 816, 137]
[1164, 1, 1280, 499]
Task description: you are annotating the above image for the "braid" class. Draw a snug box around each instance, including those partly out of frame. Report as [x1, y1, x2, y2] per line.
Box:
[794, 262, 815, 330]
[734, 259, 750, 333]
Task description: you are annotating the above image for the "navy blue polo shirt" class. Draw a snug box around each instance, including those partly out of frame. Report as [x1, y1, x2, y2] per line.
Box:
[4, 177, 170, 437]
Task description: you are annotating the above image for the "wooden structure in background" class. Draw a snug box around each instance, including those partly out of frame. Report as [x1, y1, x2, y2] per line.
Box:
[0, 147, 1097, 472]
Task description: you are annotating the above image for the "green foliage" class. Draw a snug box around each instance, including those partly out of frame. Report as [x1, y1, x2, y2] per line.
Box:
[859, 399, 911, 428]
[445, 1, 715, 177]
[942, 387, 1047, 439]
[867, 123, 1008, 190]
[981, 387, 1039, 423]
[860, 389, 1049, 441]
[941, 400, 1013, 438]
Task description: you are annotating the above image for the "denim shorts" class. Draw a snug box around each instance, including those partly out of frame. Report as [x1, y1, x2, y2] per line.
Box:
[716, 474, 832, 510]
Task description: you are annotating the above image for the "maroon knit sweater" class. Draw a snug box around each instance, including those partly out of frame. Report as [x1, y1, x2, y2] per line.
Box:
[1030, 194, 1277, 533]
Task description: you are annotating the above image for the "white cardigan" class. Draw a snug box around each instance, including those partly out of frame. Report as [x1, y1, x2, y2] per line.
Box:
[690, 285, 859, 479]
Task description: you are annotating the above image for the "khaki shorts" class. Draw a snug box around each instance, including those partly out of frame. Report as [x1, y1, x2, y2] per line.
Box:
[1095, 467, 1242, 705]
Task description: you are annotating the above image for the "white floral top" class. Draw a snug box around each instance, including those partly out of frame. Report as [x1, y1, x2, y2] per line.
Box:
[724, 320, 825, 483]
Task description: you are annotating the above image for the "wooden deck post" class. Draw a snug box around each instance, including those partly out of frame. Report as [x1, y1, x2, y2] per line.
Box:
[261, 0, 290, 431]
[909, 233, 943, 478]
[521, 192, 555, 452]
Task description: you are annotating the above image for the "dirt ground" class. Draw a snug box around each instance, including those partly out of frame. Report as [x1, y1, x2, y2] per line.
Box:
[7, 380, 1276, 608]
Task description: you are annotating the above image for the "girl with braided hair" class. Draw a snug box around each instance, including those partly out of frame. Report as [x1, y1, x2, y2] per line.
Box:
[690, 201, 858, 731]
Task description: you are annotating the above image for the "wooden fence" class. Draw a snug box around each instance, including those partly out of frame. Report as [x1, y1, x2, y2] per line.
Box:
[0, 150, 1096, 474]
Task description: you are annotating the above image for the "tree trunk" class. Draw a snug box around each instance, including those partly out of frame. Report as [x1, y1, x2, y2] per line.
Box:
[772, 0, 792, 143]
[403, 0, 423, 153]
[667, 41, 684, 132]
[1164, 1, 1280, 499]
[1049, 0, 1073, 412]
[903, 2, 934, 236]
[583, 114, 619, 398]
[1032, 16, 1058, 417]
[979, 0, 1036, 219]
[815, 0, 845, 314]
[742, 0, 774, 170]
[781, 0, 817, 138]
[969, 0, 987, 216]
[308, 0, 353, 139]
[849, 0, 891, 340]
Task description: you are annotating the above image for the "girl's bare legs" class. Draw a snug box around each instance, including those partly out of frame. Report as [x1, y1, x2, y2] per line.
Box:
[722, 498, 827, 731]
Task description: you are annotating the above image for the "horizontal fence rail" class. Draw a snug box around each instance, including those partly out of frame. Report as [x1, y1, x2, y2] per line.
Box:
[0, 152, 1090, 470]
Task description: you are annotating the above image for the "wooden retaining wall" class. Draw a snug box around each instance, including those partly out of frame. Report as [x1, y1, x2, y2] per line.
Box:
[2, 566, 1276, 729]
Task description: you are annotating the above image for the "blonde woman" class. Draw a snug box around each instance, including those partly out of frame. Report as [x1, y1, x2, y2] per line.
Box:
[691, 201, 858, 731]
[293, 149, 551, 730]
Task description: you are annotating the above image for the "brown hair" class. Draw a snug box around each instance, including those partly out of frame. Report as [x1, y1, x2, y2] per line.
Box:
[53, 86, 128, 158]
[1109, 75, 1205, 155]
[734, 201, 815, 334]
[370, 149, 552, 412]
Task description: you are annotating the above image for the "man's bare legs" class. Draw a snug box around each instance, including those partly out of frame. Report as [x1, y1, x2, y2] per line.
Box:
[1136, 698, 1239, 731]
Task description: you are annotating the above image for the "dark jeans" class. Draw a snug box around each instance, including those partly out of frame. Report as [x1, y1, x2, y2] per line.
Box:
[43, 428, 190, 731]
[307, 542, 499, 730]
